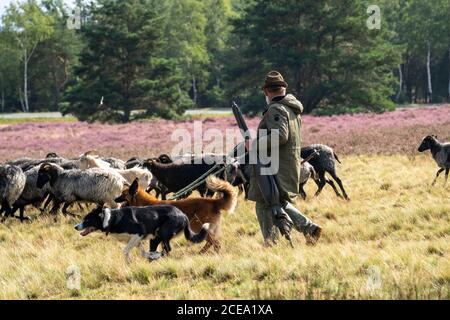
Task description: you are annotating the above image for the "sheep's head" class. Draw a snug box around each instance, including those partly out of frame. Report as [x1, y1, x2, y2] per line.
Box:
[418, 135, 437, 152]
[79, 155, 98, 170]
[225, 161, 239, 184]
[80, 150, 98, 157]
[37, 163, 54, 188]
[46, 152, 59, 159]
[158, 154, 173, 164]
[142, 158, 157, 169]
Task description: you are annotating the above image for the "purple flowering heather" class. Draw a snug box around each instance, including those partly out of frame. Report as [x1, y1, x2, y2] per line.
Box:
[0, 106, 449, 162]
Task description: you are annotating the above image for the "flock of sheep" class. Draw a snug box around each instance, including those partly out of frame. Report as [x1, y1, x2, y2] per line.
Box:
[0, 135, 448, 227]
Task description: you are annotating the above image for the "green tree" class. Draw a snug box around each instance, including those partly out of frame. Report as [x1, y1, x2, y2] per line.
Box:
[28, 0, 82, 111]
[2, 0, 54, 112]
[200, 0, 233, 108]
[384, 0, 450, 104]
[0, 32, 21, 112]
[64, 0, 191, 122]
[225, 0, 401, 114]
[162, 0, 210, 105]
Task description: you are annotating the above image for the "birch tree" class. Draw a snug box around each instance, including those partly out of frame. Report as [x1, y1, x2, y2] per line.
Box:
[2, 0, 54, 112]
[0, 32, 21, 113]
[162, 0, 210, 105]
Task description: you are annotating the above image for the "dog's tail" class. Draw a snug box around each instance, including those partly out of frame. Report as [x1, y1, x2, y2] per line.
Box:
[206, 175, 238, 214]
[183, 219, 210, 243]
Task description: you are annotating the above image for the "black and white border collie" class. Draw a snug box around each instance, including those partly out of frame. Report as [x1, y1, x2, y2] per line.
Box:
[75, 205, 210, 262]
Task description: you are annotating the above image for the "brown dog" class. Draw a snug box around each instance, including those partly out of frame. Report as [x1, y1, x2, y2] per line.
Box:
[115, 175, 237, 253]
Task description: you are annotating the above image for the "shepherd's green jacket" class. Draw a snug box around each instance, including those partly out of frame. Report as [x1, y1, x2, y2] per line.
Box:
[247, 94, 304, 203]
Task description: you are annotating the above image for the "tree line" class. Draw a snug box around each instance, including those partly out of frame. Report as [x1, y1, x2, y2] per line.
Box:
[0, 0, 449, 122]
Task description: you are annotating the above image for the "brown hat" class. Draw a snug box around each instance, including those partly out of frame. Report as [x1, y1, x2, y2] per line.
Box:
[262, 70, 288, 89]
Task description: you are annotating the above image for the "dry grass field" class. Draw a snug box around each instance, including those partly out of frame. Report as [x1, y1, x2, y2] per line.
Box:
[1, 154, 448, 299]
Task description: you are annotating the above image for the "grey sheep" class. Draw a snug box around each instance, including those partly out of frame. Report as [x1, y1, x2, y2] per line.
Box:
[299, 161, 317, 200]
[102, 157, 126, 170]
[233, 156, 317, 201]
[9, 166, 51, 221]
[36, 163, 127, 216]
[418, 135, 450, 186]
[6, 156, 80, 171]
[124, 156, 168, 199]
[143, 154, 238, 199]
[0, 165, 26, 221]
[301, 144, 349, 200]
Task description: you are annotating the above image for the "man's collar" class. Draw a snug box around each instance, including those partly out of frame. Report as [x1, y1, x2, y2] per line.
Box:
[263, 95, 286, 115]
[271, 95, 286, 102]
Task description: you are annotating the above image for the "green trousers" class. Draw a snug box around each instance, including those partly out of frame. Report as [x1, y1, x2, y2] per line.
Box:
[255, 202, 317, 244]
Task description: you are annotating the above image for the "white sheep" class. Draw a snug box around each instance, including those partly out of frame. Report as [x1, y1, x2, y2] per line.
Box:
[79, 154, 152, 190]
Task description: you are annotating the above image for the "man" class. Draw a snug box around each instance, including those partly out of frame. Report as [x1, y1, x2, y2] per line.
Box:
[246, 71, 322, 246]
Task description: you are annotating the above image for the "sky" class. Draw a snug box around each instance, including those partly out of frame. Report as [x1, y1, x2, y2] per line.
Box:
[0, 0, 75, 16]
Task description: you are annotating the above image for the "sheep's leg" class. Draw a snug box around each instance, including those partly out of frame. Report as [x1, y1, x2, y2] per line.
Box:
[50, 201, 62, 218]
[65, 202, 83, 217]
[11, 205, 23, 221]
[0, 203, 10, 222]
[62, 203, 69, 215]
[41, 195, 53, 214]
[17, 206, 31, 222]
[328, 171, 349, 200]
[432, 168, 445, 186]
[313, 171, 326, 197]
[325, 178, 343, 199]
[299, 183, 307, 200]
[2, 205, 12, 221]
[237, 184, 244, 195]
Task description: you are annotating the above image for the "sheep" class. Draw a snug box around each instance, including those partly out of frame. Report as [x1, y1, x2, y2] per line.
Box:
[143, 155, 238, 199]
[6, 156, 81, 172]
[36, 163, 127, 216]
[418, 135, 450, 186]
[124, 157, 167, 198]
[79, 151, 125, 170]
[79, 154, 152, 190]
[166, 153, 239, 190]
[301, 144, 349, 200]
[7, 157, 63, 169]
[125, 157, 146, 169]
[8, 166, 51, 221]
[0, 165, 26, 221]
[299, 161, 317, 200]
[102, 157, 126, 170]
[232, 158, 317, 200]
